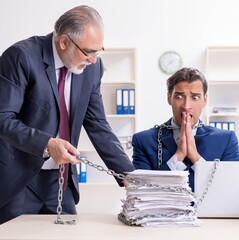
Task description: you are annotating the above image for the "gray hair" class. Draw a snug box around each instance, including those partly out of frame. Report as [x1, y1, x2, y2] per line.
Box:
[54, 5, 103, 40]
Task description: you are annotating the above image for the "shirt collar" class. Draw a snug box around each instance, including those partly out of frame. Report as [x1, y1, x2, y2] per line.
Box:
[52, 36, 64, 70]
[171, 118, 199, 136]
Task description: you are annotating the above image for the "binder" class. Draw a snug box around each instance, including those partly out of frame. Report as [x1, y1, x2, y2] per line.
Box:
[209, 122, 216, 127]
[129, 89, 135, 114]
[228, 122, 235, 131]
[79, 156, 87, 183]
[122, 89, 129, 114]
[222, 122, 229, 130]
[215, 122, 222, 129]
[116, 89, 123, 114]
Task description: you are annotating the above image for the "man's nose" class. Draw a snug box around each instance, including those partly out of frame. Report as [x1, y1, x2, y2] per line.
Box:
[182, 97, 192, 110]
[87, 55, 98, 64]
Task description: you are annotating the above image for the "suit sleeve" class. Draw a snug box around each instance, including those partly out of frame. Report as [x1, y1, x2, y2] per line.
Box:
[221, 131, 239, 160]
[0, 45, 51, 157]
[132, 133, 153, 170]
[83, 59, 134, 185]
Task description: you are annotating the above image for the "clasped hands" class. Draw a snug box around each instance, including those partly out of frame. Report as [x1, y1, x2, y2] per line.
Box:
[175, 112, 201, 164]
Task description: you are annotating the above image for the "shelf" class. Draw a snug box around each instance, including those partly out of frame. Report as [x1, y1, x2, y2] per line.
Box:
[79, 182, 118, 186]
[101, 48, 135, 83]
[106, 114, 136, 118]
[206, 46, 239, 81]
[209, 81, 239, 85]
[102, 81, 135, 85]
[78, 48, 137, 184]
[209, 113, 239, 117]
[206, 46, 239, 51]
[205, 46, 239, 137]
[80, 148, 133, 154]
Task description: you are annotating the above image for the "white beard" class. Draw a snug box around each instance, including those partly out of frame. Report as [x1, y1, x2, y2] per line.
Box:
[69, 62, 92, 75]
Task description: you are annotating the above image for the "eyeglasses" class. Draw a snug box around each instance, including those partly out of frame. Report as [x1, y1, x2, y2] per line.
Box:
[67, 35, 104, 58]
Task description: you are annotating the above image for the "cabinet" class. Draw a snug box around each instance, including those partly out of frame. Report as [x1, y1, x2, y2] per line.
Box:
[77, 48, 137, 183]
[205, 46, 239, 137]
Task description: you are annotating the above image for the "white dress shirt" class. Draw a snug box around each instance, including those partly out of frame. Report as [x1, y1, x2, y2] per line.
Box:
[41, 37, 72, 169]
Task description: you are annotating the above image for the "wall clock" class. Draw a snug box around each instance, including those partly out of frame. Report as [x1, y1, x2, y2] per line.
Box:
[159, 51, 182, 74]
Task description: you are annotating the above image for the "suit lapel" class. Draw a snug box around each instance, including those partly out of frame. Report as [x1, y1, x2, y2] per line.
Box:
[195, 126, 212, 151]
[160, 128, 178, 155]
[69, 73, 84, 128]
[43, 33, 60, 108]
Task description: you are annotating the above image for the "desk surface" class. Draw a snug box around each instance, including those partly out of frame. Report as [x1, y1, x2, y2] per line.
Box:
[0, 214, 239, 240]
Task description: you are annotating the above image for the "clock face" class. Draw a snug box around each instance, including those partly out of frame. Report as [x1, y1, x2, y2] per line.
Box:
[159, 51, 182, 74]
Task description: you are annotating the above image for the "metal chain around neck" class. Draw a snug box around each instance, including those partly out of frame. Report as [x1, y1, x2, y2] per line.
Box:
[153, 122, 220, 212]
[154, 122, 204, 168]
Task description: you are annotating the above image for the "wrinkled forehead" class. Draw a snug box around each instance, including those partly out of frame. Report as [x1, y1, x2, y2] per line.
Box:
[171, 80, 204, 94]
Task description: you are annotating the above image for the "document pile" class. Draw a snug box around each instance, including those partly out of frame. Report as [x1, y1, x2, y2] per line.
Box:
[118, 170, 200, 227]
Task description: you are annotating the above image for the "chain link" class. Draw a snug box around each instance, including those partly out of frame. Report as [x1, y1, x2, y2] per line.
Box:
[154, 122, 203, 168]
[77, 156, 126, 180]
[154, 122, 219, 212]
[194, 159, 220, 210]
[54, 157, 126, 225]
[55, 164, 76, 225]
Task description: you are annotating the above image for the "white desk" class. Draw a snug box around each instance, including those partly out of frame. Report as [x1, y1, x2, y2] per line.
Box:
[0, 214, 239, 240]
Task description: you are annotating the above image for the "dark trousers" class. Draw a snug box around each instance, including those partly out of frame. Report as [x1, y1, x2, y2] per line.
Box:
[0, 169, 76, 224]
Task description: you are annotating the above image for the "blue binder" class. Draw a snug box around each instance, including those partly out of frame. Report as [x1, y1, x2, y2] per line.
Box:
[228, 122, 235, 131]
[122, 89, 129, 114]
[129, 89, 135, 114]
[79, 156, 87, 183]
[116, 89, 123, 114]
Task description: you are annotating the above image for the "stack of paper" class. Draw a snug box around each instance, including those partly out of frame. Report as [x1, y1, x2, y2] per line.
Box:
[118, 170, 200, 227]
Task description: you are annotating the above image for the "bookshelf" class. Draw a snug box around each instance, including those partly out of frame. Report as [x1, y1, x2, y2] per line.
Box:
[205, 46, 239, 136]
[77, 48, 137, 183]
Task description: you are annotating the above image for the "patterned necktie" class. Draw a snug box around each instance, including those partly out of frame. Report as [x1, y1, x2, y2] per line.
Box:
[58, 66, 70, 190]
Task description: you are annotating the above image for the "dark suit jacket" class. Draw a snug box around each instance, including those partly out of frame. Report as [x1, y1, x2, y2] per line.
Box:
[0, 33, 134, 208]
[132, 118, 239, 190]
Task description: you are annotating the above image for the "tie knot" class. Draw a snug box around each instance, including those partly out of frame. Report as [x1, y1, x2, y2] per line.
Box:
[59, 66, 68, 81]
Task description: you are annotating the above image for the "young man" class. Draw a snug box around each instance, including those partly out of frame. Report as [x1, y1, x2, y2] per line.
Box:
[0, 5, 134, 224]
[132, 67, 239, 190]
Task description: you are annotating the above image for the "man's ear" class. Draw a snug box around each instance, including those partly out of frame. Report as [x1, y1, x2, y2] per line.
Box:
[59, 34, 69, 50]
[167, 92, 172, 105]
[203, 93, 208, 107]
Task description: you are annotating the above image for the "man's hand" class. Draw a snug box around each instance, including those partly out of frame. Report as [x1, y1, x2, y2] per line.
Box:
[47, 138, 81, 165]
[175, 112, 187, 161]
[176, 112, 201, 164]
[184, 113, 200, 163]
[123, 178, 129, 188]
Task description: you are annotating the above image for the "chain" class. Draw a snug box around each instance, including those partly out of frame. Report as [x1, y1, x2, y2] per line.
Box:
[118, 211, 194, 226]
[125, 175, 193, 195]
[154, 122, 203, 168]
[194, 159, 220, 210]
[54, 164, 76, 225]
[54, 157, 126, 225]
[155, 124, 179, 168]
[154, 122, 219, 211]
[54, 121, 217, 224]
[76, 156, 126, 180]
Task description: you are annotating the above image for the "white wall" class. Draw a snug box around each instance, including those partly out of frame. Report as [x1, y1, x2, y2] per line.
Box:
[2, 0, 239, 131]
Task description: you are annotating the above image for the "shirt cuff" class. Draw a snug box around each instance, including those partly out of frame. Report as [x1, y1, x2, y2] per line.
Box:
[191, 157, 206, 171]
[167, 155, 187, 171]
